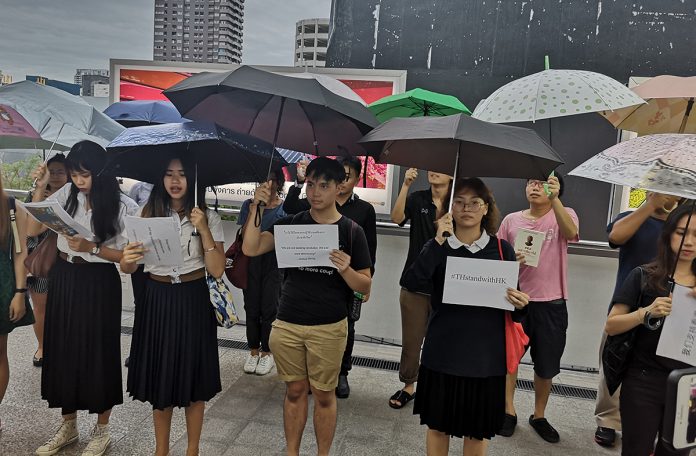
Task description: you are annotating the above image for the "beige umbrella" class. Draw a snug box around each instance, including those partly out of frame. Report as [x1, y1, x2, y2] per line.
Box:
[600, 75, 696, 134]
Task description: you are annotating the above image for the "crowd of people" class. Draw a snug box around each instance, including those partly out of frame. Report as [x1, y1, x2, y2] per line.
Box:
[0, 139, 695, 456]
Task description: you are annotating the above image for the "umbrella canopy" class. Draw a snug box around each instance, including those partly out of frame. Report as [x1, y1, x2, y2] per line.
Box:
[600, 75, 696, 134]
[104, 100, 188, 127]
[0, 104, 58, 150]
[105, 121, 287, 187]
[0, 81, 124, 149]
[163, 65, 379, 157]
[359, 114, 563, 180]
[368, 88, 471, 122]
[569, 134, 696, 200]
[472, 69, 645, 123]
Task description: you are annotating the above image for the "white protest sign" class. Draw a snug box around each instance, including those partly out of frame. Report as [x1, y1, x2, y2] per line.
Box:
[274, 224, 339, 268]
[657, 285, 696, 366]
[442, 257, 519, 311]
[125, 216, 183, 266]
[24, 200, 95, 240]
[514, 228, 545, 268]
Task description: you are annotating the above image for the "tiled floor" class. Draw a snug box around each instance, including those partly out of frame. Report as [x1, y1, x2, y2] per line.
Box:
[0, 312, 642, 455]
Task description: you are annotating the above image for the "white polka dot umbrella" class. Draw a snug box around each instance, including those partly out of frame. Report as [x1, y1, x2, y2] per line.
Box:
[472, 69, 645, 124]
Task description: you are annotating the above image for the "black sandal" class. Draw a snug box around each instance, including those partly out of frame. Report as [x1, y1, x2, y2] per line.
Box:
[32, 351, 43, 367]
[389, 389, 415, 409]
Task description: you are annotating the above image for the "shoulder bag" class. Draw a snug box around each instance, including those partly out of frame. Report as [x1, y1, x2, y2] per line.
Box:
[224, 228, 250, 289]
[24, 231, 58, 278]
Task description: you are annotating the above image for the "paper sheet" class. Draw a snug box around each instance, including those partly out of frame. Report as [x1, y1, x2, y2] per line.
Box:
[274, 224, 339, 268]
[124, 216, 183, 266]
[23, 200, 94, 240]
[442, 257, 519, 311]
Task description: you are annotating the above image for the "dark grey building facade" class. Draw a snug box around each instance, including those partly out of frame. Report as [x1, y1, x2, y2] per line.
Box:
[154, 0, 244, 64]
[326, 0, 696, 241]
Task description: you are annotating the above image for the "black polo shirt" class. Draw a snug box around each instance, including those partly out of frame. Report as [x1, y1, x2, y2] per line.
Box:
[399, 189, 438, 293]
[283, 185, 377, 268]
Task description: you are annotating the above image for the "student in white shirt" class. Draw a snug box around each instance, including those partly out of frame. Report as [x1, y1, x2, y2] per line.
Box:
[29, 141, 139, 456]
[120, 157, 225, 456]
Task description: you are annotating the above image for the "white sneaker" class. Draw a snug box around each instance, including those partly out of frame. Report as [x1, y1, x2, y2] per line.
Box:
[81, 424, 111, 456]
[36, 419, 78, 455]
[244, 354, 259, 374]
[255, 354, 275, 376]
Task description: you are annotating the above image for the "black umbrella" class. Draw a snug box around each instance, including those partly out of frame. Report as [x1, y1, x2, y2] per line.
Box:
[105, 121, 287, 187]
[360, 114, 564, 234]
[163, 66, 380, 161]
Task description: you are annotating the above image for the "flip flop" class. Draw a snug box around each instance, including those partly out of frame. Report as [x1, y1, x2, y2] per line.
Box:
[389, 389, 415, 409]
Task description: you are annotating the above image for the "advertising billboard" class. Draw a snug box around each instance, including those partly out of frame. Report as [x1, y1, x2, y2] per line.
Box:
[110, 60, 406, 214]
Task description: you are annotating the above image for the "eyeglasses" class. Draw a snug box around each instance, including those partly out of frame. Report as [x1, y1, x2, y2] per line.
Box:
[452, 200, 485, 212]
[343, 173, 354, 182]
[526, 180, 545, 188]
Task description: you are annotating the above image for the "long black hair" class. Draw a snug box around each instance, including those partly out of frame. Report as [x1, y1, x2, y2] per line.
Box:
[645, 202, 696, 292]
[64, 141, 122, 243]
[142, 155, 207, 219]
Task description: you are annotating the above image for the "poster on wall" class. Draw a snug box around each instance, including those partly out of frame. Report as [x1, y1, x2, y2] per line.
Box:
[111, 61, 406, 214]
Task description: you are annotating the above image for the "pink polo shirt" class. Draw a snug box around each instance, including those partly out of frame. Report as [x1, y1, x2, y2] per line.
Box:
[498, 208, 579, 302]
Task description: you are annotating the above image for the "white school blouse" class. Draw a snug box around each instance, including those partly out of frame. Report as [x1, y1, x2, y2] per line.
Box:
[143, 208, 225, 278]
[48, 184, 139, 263]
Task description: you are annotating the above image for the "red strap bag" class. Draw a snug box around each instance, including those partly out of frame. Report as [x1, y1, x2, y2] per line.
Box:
[224, 228, 250, 289]
[497, 237, 529, 374]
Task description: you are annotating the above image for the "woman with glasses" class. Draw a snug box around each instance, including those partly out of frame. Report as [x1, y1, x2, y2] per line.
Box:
[497, 172, 579, 443]
[401, 178, 529, 455]
[26, 153, 68, 367]
[121, 156, 225, 456]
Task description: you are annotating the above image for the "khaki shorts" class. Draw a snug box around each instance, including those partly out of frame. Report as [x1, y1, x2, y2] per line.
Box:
[269, 318, 348, 391]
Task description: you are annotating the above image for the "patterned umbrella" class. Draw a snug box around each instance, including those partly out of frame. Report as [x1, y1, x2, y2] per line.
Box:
[569, 134, 696, 200]
[0, 104, 58, 150]
[472, 69, 645, 123]
[599, 75, 696, 134]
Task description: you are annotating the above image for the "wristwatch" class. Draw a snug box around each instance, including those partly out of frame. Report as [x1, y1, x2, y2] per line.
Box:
[91, 243, 101, 256]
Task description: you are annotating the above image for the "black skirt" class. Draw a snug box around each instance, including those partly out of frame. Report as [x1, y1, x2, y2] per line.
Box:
[41, 257, 123, 414]
[127, 277, 221, 410]
[414, 366, 506, 440]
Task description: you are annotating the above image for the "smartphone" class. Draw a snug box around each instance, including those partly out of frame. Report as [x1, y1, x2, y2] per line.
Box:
[543, 170, 555, 197]
[663, 367, 696, 451]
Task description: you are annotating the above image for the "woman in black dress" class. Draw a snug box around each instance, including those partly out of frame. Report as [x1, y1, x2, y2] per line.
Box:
[29, 141, 138, 456]
[121, 157, 225, 456]
[401, 177, 529, 456]
[606, 203, 696, 456]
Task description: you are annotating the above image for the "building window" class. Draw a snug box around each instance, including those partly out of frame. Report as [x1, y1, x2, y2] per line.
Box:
[303, 24, 315, 34]
[303, 38, 314, 48]
[317, 24, 329, 34]
[302, 52, 313, 61]
[316, 38, 328, 48]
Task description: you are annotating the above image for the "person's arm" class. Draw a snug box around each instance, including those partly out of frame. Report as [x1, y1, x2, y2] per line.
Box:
[609, 195, 667, 245]
[66, 236, 124, 263]
[282, 184, 310, 215]
[331, 256, 371, 295]
[9, 204, 28, 322]
[400, 238, 446, 292]
[391, 168, 418, 224]
[365, 206, 377, 268]
[119, 241, 142, 274]
[190, 208, 225, 279]
[26, 163, 51, 237]
[546, 175, 578, 240]
[242, 183, 276, 257]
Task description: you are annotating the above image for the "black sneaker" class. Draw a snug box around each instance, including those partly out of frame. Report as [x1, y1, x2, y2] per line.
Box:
[529, 415, 560, 443]
[336, 375, 350, 398]
[497, 413, 517, 437]
[594, 426, 616, 447]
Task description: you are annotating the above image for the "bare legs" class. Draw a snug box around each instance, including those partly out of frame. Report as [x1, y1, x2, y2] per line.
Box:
[426, 429, 489, 456]
[0, 335, 8, 403]
[152, 402, 205, 456]
[282, 379, 338, 456]
[30, 290, 47, 360]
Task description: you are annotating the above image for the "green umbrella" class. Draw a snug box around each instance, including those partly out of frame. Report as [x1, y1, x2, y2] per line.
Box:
[368, 88, 471, 122]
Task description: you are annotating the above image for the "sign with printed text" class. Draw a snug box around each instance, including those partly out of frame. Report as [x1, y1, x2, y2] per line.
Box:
[657, 285, 696, 366]
[124, 216, 183, 266]
[442, 257, 519, 311]
[274, 224, 339, 269]
[514, 228, 545, 268]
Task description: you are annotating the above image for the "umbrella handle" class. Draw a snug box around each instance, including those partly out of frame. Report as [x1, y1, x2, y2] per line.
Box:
[192, 162, 200, 236]
[442, 146, 461, 238]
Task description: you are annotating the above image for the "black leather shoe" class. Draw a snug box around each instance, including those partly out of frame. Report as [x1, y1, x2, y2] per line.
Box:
[529, 415, 560, 443]
[497, 413, 517, 437]
[336, 375, 350, 398]
[124, 356, 130, 368]
[594, 426, 616, 447]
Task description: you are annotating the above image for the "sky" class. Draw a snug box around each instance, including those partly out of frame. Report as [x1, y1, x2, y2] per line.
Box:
[0, 0, 330, 83]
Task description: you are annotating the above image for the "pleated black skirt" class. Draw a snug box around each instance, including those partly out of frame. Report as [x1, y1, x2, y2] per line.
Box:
[41, 257, 123, 414]
[127, 277, 221, 410]
[413, 366, 506, 440]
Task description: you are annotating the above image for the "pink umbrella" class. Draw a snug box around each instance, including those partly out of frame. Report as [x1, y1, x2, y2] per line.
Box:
[601, 75, 696, 134]
[0, 103, 55, 149]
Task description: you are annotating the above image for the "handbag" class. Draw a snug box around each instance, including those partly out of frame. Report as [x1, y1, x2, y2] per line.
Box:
[497, 237, 529, 374]
[206, 271, 239, 329]
[24, 231, 58, 278]
[602, 267, 646, 395]
[224, 228, 250, 289]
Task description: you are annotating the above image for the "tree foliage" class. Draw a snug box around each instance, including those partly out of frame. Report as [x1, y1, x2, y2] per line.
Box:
[1, 155, 42, 190]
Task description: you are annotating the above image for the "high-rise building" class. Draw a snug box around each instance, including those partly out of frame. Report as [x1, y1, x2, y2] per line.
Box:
[294, 18, 329, 68]
[153, 0, 244, 64]
[74, 69, 109, 87]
